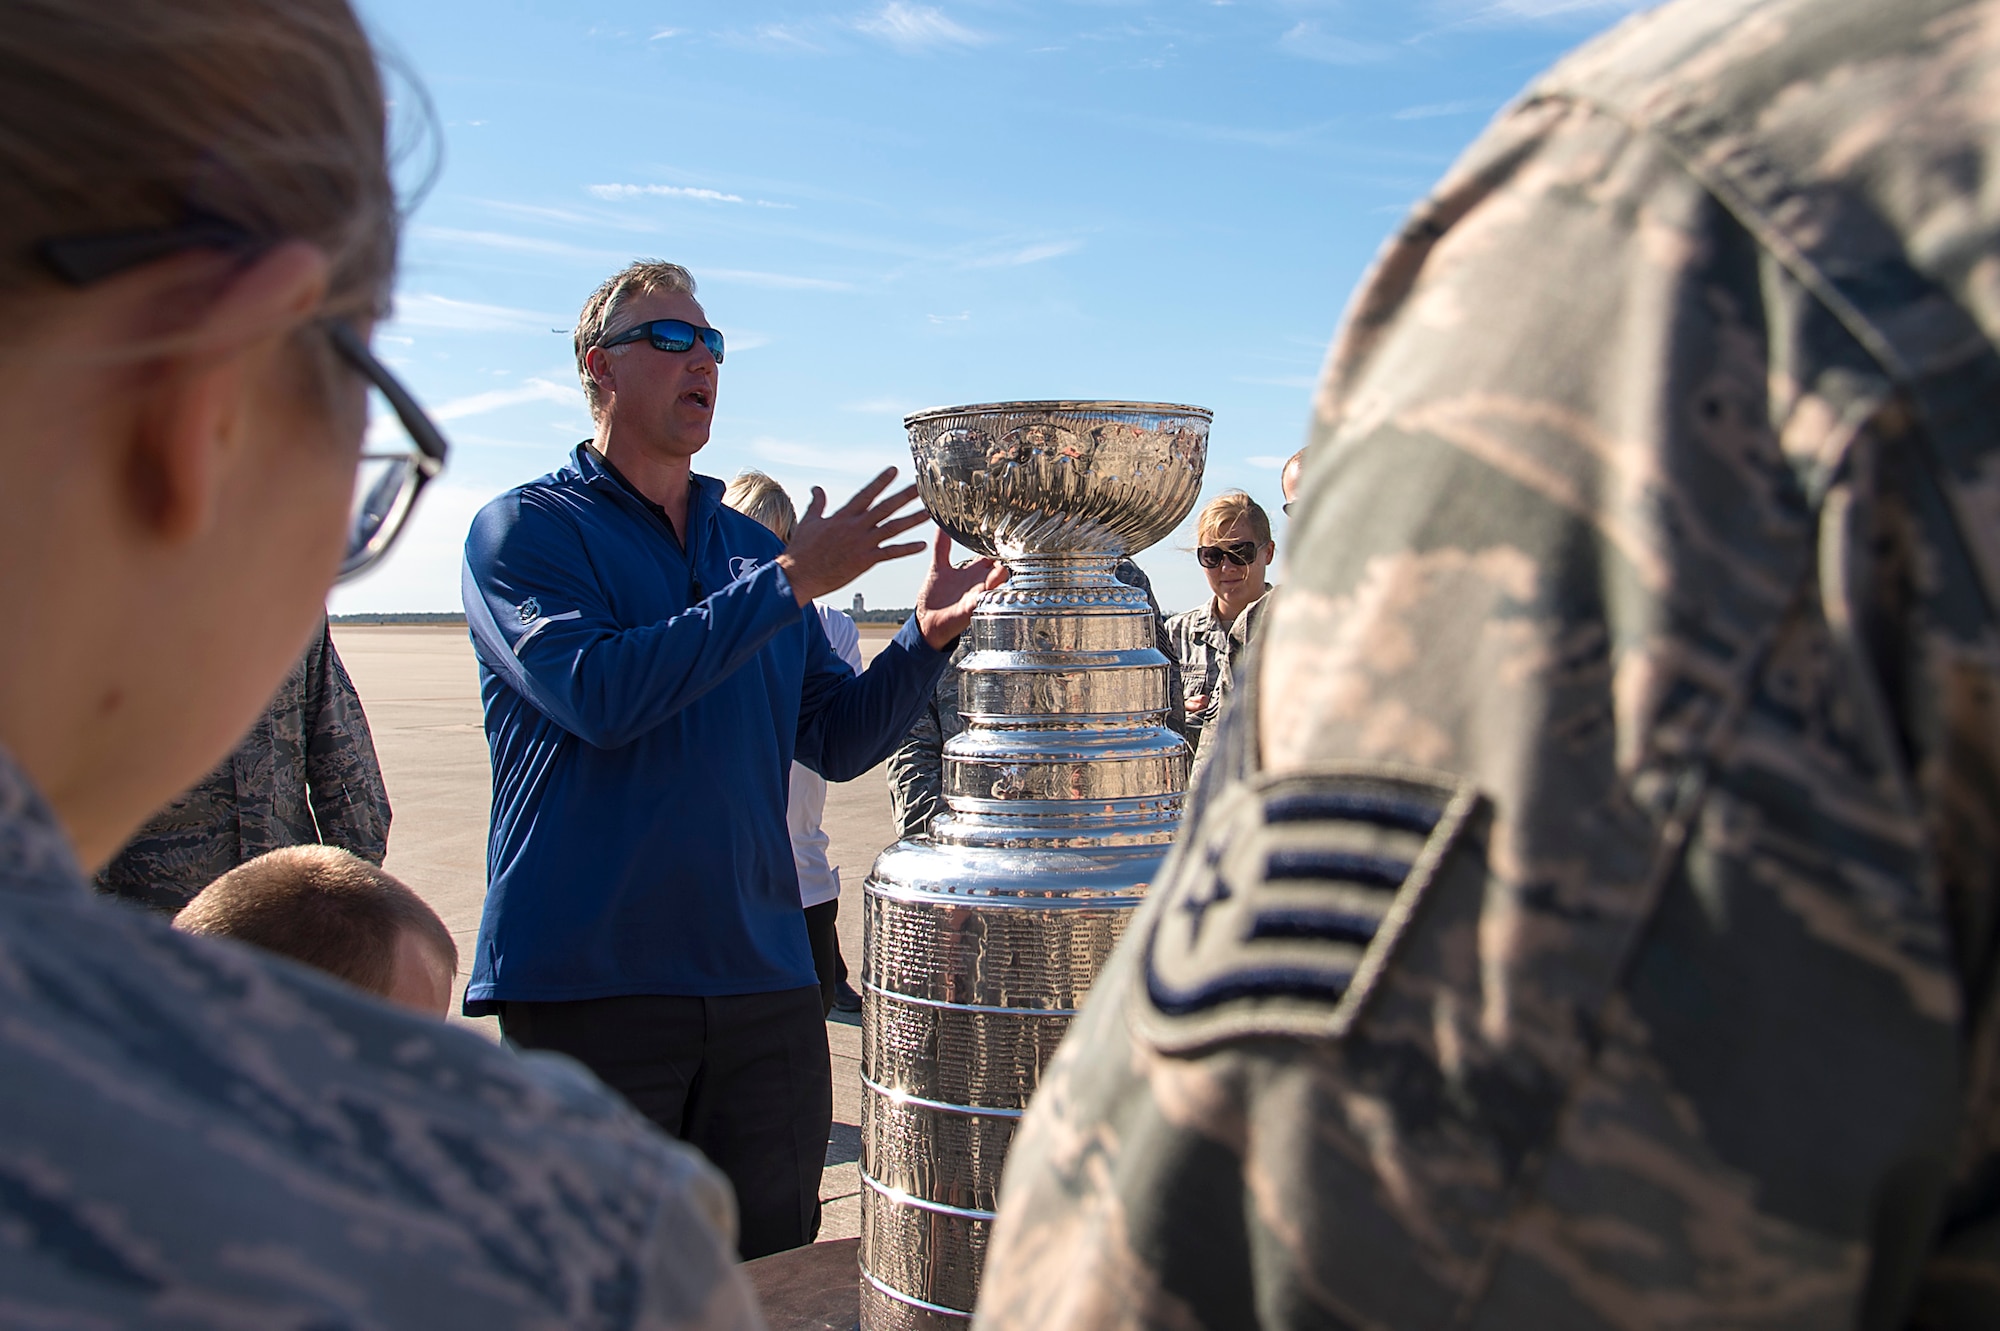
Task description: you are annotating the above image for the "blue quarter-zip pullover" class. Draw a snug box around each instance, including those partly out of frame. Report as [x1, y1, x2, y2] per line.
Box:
[459, 444, 949, 1011]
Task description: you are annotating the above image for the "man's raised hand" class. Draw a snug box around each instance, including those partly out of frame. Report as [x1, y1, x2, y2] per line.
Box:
[776, 468, 930, 605]
[914, 528, 1006, 650]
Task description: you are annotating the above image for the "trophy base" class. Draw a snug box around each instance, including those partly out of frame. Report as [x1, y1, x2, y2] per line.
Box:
[859, 1265, 973, 1331]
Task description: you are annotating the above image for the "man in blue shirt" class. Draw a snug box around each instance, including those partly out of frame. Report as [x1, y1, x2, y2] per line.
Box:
[462, 260, 1001, 1258]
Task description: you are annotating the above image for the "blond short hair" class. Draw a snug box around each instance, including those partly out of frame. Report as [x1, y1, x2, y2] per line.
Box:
[573, 260, 699, 422]
[1195, 490, 1272, 546]
[723, 470, 796, 543]
[175, 846, 457, 999]
[0, 0, 398, 321]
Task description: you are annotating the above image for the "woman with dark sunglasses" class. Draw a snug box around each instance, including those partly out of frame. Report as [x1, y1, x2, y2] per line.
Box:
[0, 1, 756, 1324]
[1165, 489, 1278, 771]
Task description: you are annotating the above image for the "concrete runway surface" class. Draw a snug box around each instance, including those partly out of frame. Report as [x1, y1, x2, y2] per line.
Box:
[332, 623, 903, 1244]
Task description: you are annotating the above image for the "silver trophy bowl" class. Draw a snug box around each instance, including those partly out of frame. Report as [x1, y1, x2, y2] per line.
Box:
[859, 401, 1209, 1330]
[906, 401, 1210, 559]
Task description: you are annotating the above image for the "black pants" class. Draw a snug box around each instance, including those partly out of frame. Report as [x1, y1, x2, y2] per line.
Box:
[499, 988, 830, 1259]
[802, 899, 849, 1015]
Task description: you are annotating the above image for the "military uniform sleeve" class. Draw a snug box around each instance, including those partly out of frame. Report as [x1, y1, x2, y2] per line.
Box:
[1162, 608, 1211, 753]
[1116, 560, 1186, 739]
[978, 44, 2000, 1331]
[0, 806, 770, 1331]
[886, 672, 949, 842]
[303, 622, 392, 865]
[508, 1050, 765, 1331]
[1155, 625, 1185, 740]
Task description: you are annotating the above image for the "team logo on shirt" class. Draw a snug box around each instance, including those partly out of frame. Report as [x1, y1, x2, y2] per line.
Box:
[729, 557, 759, 581]
[517, 597, 541, 625]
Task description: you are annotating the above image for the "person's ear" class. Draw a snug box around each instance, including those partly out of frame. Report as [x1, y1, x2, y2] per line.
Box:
[123, 242, 330, 543]
[586, 345, 616, 397]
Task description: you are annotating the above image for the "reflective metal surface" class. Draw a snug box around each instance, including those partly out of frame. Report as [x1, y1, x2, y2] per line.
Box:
[860, 401, 1209, 1328]
[906, 400, 1209, 560]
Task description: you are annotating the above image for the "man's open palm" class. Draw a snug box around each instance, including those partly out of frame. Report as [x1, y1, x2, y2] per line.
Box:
[915, 529, 1006, 650]
[775, 468, 930, 605]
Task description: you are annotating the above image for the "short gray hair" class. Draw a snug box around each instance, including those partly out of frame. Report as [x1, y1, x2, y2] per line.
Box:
[723, 470, 796, 543]
[573, 260, 698, 422]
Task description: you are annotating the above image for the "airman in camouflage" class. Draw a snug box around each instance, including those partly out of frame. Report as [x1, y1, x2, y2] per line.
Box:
[1167, 490, 1280, 776]
[1164, 589, 1275, 769]
[0, 0, 759, 1318]
[976, 0, 2000, 1326]
[96, 619, 391, 914]
[887, 558, 1183, 841]
[0, 741, 761, 1328]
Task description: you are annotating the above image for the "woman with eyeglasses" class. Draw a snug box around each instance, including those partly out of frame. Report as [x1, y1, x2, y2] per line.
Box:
[1166, 490, 1279, 771]
[0, 0, 756, 1323]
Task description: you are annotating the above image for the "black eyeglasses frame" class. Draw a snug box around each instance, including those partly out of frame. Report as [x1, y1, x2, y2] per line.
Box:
[328, 321, 447, 579]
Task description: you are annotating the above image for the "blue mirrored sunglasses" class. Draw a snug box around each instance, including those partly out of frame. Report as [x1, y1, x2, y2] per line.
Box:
[599, 317, 725, 364]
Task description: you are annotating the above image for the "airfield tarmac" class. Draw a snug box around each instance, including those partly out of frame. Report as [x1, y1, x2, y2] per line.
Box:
[331, 622, 902, 1244]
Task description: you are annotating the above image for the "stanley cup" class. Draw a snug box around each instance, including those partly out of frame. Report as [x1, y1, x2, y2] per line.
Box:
[858, 401, 1210, 1329]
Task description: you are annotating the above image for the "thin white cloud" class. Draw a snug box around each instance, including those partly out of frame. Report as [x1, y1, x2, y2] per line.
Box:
[967, 239, 1082, 268]
[749, 436, 906, 476]
[390, 292, 563, 334]
[1097, 109, 1343, 151]
[1279, 21, 1394, 65]
[590, 183, 748, 204]
[651, 27, 681, 40]
[927, 311, 971, 324]
[411, 225, 621, 262]
[855, 3, 987, 52]
[431, 377, 585, 423]
[730, 332, 775, 352]
[1245, 455, 1290, 469]
[732, 22, 823, 53]
[706, 268, 855, 292]
[1391, 99, 1490, 120]
[1476, 0, 1644, 16]
[477, 198, 661, 233]
[1414, 0, 1646, 36]
[408, 232, 850, 295]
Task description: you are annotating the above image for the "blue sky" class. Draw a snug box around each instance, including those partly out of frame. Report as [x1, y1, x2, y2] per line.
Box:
[334, 0, 1643, 618]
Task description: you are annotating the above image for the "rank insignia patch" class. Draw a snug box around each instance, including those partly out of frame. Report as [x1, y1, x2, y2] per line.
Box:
[1134, 763, 1480, 1053]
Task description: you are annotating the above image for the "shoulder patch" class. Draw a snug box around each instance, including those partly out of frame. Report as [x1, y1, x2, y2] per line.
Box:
[1133, 763, 1480, 1054]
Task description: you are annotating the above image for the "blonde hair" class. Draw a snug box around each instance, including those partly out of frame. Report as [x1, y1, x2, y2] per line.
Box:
[1195, 490, 1272, 546]
[0, 0, 398, 322]
[176, 845, 456, 999]
[723, 470, 796, 543]
[573, 260, 699, 422]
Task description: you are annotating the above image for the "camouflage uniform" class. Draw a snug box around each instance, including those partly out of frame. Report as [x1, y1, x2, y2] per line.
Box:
[1164, 588, 1276, 769]
[977, 1, 2000, 1326]
[0, 742, 761, 1328]
[888, 559, 1184, 841]
[96, 620, 391, 914]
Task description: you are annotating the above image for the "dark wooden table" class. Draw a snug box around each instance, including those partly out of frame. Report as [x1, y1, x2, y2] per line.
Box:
[742, 1237, 859, 1331]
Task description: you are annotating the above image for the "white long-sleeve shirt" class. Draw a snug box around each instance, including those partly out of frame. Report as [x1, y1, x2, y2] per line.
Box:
[790, 606, 865, 907]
